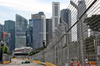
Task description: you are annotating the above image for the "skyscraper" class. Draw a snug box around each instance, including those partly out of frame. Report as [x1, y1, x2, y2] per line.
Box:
[26, 26, 33, 47]
[52, 2, 60, 36]
[0, 24, 3, 40]
[60, 9, 71, 41]
[15, 14, 28, 48]
[46, 19, 52, 46]
[4, 20, 15, 54]
[77, 0, 88, 40]
[29, 19, 33, 27]
[32, 12, 46, 49]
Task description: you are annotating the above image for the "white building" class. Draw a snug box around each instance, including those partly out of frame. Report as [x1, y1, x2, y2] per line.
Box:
[52, 2, 60, 34]
[13, 47, 33, 56]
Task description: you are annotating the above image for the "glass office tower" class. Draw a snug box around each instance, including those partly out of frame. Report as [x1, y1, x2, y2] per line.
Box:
[15, 14, 28, 48]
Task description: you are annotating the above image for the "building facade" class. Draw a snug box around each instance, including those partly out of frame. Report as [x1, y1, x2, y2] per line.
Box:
[52, 2, 60, 35]
[4, 20, 15, 54]
[13, 47, 33, 57]
[29, 19, 33, 27]
[46, 19, 52, 46]
[77, 0, 88, 40]
[31, 12, 46, 49]
[26, 26, 33, 47]
[0, 24, 3, 40]
[26, 19, 33, 47]
[15, 14, 28, 48]
[60, 9, 72, 42]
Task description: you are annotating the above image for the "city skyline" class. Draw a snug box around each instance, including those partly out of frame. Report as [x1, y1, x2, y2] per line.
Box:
[0, 0, 70, 24]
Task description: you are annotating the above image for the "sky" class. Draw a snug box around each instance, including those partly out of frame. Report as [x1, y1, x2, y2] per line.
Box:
[0, 0, 70, 24]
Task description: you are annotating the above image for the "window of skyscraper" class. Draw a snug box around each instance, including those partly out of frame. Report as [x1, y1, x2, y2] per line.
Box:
[55, 5, 58, 16]
[55, 18, 58, 27]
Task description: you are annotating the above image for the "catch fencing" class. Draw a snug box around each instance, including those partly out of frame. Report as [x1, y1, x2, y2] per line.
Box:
[30, 0, 100, 66]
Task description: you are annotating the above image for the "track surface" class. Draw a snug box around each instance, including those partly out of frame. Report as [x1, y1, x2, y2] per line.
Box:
[0, 59, 44, 66]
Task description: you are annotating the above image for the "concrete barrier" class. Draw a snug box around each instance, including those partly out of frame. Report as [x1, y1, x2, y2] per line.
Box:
[46, 62, 56, 66]
[3, 54, 11, 64]
[3, 61, 10, 64]
[12, 58, 16, 59]
[29, 59, 41, 64]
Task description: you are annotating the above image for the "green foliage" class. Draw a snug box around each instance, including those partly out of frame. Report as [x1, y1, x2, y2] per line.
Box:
[84, 15, 100, 31]
[29, 47, 45, 56]
[35, 47, 44, 50]
[29, 51, 35, 56]
[0, 45, 10, 55]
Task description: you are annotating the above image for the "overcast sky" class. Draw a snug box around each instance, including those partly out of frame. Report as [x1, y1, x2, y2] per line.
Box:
[0, 0, 70, 24]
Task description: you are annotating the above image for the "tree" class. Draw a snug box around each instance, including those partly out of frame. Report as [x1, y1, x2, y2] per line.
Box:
[29, 47, 45, 56]
[84, 15, 100, 31]
[29, 51, 35, 56]
[0, 45, 10, 55]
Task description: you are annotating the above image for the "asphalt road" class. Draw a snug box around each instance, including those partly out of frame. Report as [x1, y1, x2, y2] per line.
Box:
[0, 59, 44, 66]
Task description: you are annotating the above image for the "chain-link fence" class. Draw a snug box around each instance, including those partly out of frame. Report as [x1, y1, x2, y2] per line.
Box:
[29, 0, 100, 66]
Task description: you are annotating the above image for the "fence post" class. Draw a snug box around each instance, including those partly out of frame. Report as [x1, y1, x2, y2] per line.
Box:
[42, 50, 44, 62]
[61, 35, 63, 66]
[94, 32, 98, 66]
[66, 27, 70, 66]
[79, 19, 85, 66]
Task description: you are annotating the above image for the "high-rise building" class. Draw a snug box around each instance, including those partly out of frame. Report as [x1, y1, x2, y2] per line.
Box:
[60, 9, 72, 42]
[46, 19, 52, 46]
[4, 20, 15, 54]
[31, 12, 46, 49]
[26, 26, 33, 47]
[15, 14, 28, 48]
[77, 0, 88, 40]
[0, 24, 3, 40]
[29, 19, 33, 27]
[52, 2, 60, 34]
[26, 19, 33, 47]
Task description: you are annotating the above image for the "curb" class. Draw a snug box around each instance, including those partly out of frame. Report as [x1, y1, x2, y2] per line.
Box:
[45, 62, 56, 66]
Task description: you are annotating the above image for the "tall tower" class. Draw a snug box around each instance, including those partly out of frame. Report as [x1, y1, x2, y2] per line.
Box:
[46, 19, 52, 46]
[77, 0, 88, 40]
[4, 20, 15, 54]
[52, 2, 60, 37]
[60, 9, 71, 42]
[0, 24, 3, 40]
[15, 14, 28, 48]
[31, 12, 46, 49]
